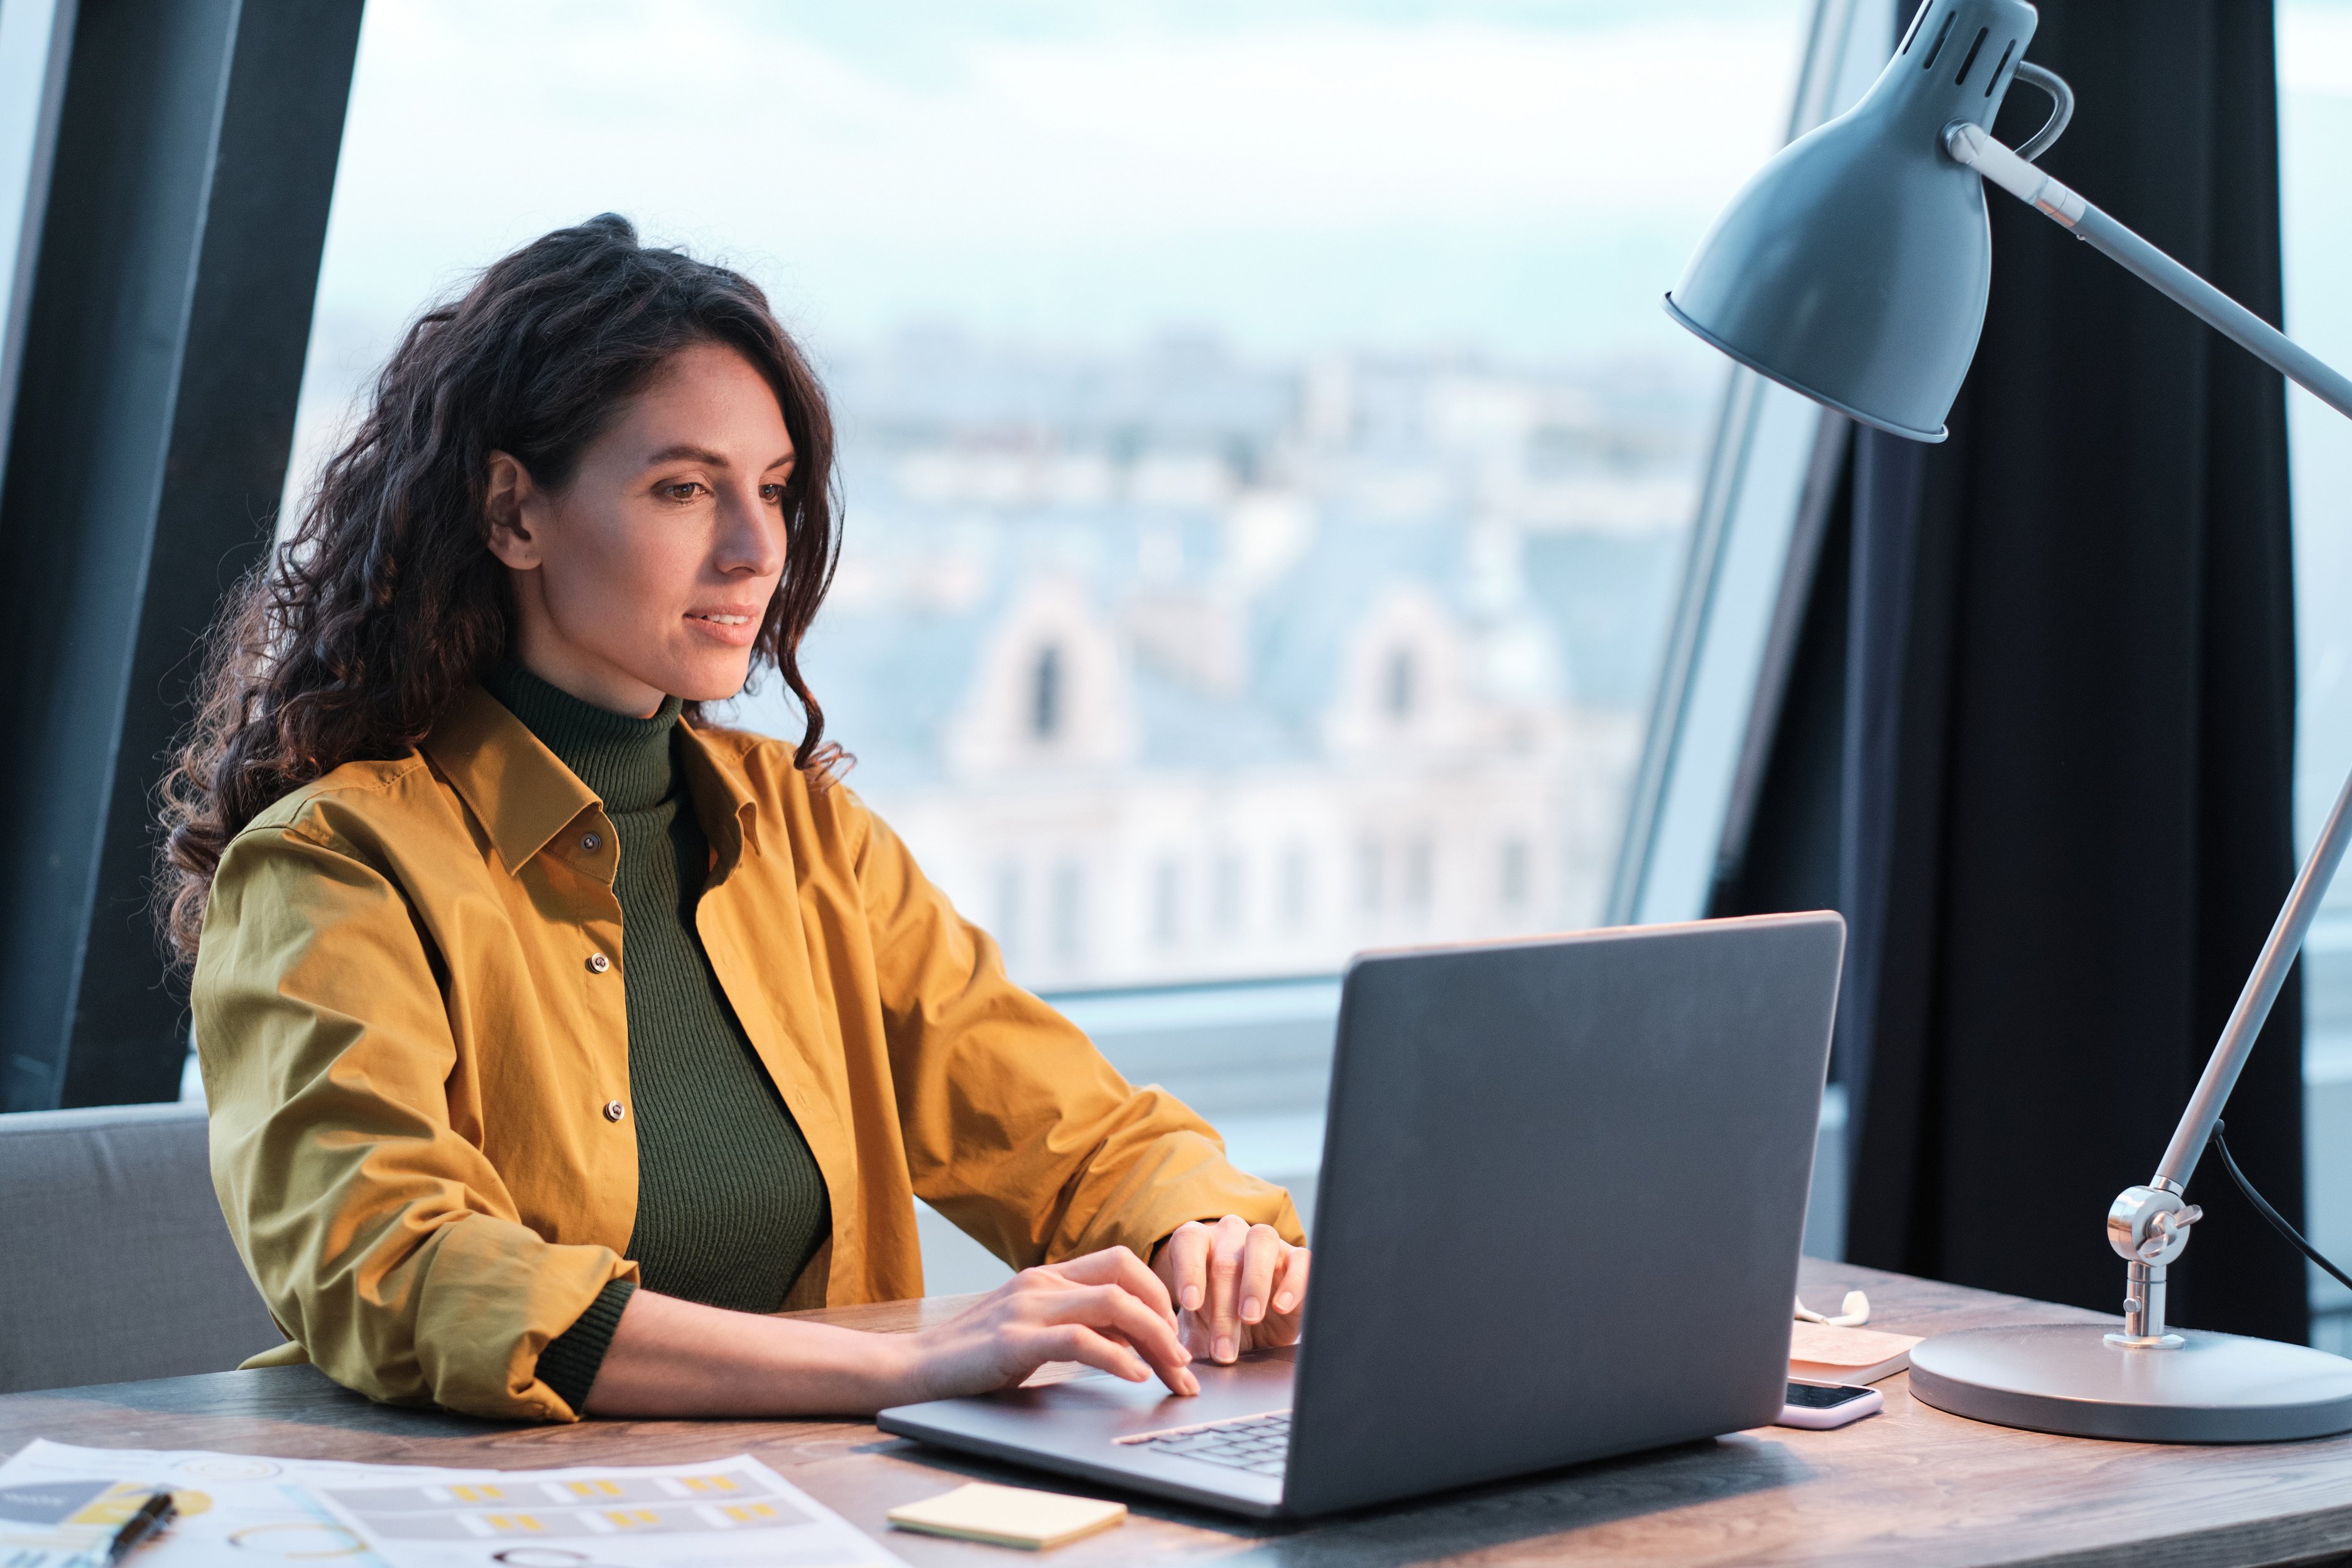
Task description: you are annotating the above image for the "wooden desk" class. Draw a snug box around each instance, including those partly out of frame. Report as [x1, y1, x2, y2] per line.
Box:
[7, 1258, 2352, 1566]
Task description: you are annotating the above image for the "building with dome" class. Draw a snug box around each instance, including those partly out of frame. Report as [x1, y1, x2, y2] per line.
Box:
[727, 330, 1699, 989]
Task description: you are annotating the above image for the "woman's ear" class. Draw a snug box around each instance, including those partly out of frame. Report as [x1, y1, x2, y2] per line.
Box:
[483, 451, 543, 570]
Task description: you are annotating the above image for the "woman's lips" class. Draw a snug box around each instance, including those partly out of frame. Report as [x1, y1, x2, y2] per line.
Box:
[685, 608, 761, 646]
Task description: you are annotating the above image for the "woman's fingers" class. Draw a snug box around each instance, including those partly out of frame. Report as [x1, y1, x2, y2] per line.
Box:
[1260, 1246, 1310, 1344]
[1270, 1244, 1310, 1317]
[1119, 1247, 1182, 1328]
[1036, 1323, 1152, 1385]
[915, 1258, 1210, 1403]
[933, 1228, 1307, 1402]
[1205, 1214, 1251, 1362]
[1146, 1217, 1312, 1362]
[1237, 1224, 1287, 1325]
[1053, 1246, 1179, 1329]
[1005, 1274, 1196, 1396]
[1064, 1283, 1198, 1395]
[1157, 1222, 1210, 1314]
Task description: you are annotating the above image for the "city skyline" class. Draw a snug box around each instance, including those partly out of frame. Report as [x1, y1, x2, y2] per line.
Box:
[725, 330, 1687, 989]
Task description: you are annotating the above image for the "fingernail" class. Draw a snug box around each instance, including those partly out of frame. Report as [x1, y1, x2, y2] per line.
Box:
[1275, 1293, 1295, 1312]
[1242, 1297, 1262, 1322]
[1185, 1371, 1200, 1395]
[1183, 1287, 1202, 1310]
[1214, 1336, 1235, 1362]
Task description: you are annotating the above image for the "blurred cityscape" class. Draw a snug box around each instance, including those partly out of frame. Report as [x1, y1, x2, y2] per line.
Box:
[727, 330, 1710, 988]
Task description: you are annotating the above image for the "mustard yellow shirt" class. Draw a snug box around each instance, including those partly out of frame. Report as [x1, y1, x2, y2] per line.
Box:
[193, 687, 1302, 1421]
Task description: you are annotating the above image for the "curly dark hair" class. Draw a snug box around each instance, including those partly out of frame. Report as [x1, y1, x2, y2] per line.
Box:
[156, 213, 841, 964]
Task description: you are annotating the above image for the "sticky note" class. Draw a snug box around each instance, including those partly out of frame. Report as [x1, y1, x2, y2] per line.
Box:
[886, 1482, 1126, 1550]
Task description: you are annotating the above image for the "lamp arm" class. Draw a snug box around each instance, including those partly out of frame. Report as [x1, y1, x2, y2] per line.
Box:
[1945, 118, 2352, 1207]
[1944, 122, 2352, 423]
[2158, 757, 2352, 1191]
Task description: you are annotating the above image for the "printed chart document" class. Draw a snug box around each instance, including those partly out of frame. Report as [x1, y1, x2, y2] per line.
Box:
[0, 1439, 447, 1567]
[0, 1440, 903, 1568]
[310, 1452, 902, 1568]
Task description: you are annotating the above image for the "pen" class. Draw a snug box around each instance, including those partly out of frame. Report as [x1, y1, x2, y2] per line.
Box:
[103, 1489, 176, 1563]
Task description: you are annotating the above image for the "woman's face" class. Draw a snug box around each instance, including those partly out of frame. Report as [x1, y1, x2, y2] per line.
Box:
[484, 340, 793, 717]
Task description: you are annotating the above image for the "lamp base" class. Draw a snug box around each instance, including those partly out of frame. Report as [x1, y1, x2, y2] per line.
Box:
[1909, 1324, 2352, 1442]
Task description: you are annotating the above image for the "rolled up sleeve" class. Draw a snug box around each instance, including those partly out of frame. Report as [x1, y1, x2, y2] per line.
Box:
[194, 822, 634, 1422]
[846, 797, 1304, 1267]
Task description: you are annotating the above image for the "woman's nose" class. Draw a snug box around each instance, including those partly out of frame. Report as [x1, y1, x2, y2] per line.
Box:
[716, 484, 785, 577]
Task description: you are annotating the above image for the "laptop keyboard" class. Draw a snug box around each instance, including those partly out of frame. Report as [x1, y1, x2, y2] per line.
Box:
[1118, 1410, 1292, 1476]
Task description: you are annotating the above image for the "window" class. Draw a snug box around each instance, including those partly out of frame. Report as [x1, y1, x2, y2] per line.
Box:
[284, 0, 1834, 1282]
[1030, 645, 1063, 743]
[992, 864, 1023, 964]
[1050, 861, 1086, 965]
[1152, 860, 1183, 950]
[2280, 0, 2352, 1350]
[1211, 853, 1244, 941]
[1280, 845, 1312, 933]
[290, 0, 1818, 996]
[1501, 837, 1532, 911]
[1385, 647, 1417, 722]
[1404, 836, 1435, 915]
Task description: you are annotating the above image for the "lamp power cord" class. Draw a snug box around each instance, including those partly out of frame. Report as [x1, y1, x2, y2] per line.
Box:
[2209, 1119, 2352, 1297]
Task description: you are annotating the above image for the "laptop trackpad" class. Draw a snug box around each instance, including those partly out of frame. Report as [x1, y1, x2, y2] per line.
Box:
[891, 1342, 1299, 1451]
[877, 1347, 1298, 1515]
[1000, 1343, 1297, 1434]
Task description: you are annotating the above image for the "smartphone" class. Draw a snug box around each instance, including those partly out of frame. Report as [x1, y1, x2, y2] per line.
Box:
[1775, 1379, 1883, 1429]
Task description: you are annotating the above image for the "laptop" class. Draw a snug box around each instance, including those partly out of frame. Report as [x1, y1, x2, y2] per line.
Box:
[878, 912, 1845, 1518]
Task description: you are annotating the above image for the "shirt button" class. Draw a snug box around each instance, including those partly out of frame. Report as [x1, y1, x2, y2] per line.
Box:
[604, 1100, 626, 1123]
[587, 952, 611, 974]
[580, 832, 602, 852]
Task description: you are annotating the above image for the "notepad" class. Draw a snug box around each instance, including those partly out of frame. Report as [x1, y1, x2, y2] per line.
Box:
[1790, 1320, 1923, 1384]
[887, 1483, 1126, 1550]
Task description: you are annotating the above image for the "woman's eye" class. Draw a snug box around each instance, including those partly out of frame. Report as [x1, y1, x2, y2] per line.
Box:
[661, 481, 707, 502]
[760, 483, 785, 504]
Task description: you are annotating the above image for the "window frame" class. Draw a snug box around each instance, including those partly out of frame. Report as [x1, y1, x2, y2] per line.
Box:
[1608, 0, 1897, 927]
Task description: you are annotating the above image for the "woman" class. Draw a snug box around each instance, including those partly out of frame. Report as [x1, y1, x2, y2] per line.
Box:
[161, 214, 1308, 1423]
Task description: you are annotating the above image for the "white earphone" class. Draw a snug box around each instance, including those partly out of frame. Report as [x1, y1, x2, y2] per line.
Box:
[1794, 1290, 1871, 1327]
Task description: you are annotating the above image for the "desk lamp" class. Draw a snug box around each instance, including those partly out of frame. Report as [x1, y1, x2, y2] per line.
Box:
[1669, 0, 2352, 1441]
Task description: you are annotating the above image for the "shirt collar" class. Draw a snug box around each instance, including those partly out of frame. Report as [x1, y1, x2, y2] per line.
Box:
[481, 663, 683, 814]
[675, 720, 763, 876]
[423, 686, 604, 874]
[425, 685, 766, 878]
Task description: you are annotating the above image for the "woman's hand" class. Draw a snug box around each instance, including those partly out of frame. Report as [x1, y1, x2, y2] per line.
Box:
[899, 1247, 1200, 1403]
[1152, 1216, 1310, 1365]
[579, 1253, 1193, 1418]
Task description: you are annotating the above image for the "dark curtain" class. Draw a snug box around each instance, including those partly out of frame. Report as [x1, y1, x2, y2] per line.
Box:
[1840, 0, 2307, 1340]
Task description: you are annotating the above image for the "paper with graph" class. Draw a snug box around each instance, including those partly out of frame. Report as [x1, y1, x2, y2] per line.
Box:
[0, 1440, 900, 1568]
[310, 1452, 901, 1567]
[0, 1438, 436, 1566]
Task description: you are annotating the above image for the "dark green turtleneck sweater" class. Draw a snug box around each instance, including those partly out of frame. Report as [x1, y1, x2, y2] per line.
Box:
[485, 666, 829, 1413]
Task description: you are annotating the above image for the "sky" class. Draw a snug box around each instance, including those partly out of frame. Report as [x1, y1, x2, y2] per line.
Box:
[301, 0, 1810, 378]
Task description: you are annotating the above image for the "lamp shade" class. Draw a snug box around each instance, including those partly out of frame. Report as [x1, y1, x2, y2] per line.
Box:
[1665, 0, 2040, 442]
